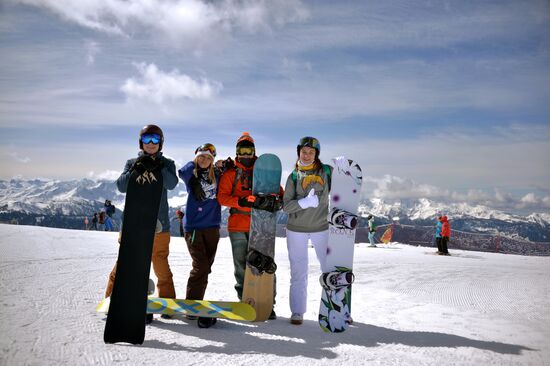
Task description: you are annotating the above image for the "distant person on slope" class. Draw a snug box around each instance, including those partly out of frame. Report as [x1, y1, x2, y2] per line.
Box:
[177, 143, 225, 326]
[440, 215, 451, 255]
[91, 213, 98, 230]
[282, 136, 332, 325]
[104, 124, 178, 324]
[435, 216, 443, 254]
[217, 132, 283, 320]
[175, 209, 185, 237]
[367, 214, 377, 247]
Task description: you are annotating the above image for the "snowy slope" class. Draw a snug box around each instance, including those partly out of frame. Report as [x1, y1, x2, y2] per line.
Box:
[0, 224, 548, 365]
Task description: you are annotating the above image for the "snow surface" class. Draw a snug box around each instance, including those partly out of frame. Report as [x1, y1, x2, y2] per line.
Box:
[0, 224, 549, 366]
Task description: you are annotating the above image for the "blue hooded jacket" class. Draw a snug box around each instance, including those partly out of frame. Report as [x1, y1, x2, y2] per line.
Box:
[178, 161, 221, 232]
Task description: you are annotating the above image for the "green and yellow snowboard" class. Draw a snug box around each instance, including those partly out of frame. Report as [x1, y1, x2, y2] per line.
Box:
[97, 297, 255, 321]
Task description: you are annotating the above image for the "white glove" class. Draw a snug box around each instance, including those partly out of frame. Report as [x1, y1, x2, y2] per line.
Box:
[333, 156, 348, 172]
[298, 188, 319, 209]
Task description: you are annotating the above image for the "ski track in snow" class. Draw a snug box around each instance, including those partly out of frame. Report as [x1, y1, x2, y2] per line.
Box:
[1, 224, 549, 365]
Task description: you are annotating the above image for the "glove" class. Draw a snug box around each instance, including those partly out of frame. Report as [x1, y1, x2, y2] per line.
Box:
[333, 156, 348, 172]
[188, 175, 206, 201]
[253, 194, 283, 212]
[238, 195, 256, 208]
[219, 157, 234, 171]
[298, 188, 319, 209]
[134, 155, 162, 172]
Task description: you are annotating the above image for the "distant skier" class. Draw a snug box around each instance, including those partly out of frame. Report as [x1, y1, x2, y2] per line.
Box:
[91, 213, 98, 230]
[105, 200, 116, 217]
[440, 216, 451, 255]
[84, 216, 89, 230]
[367, 214, 377, 247]
[435, 216, 443, 254]
[175, 209, 185, 237]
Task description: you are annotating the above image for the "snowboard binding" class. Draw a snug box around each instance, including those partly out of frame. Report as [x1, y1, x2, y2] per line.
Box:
[253, 193, 283, 212]
[328, 208, 358, 230]
[319, 271, 355, 290]
[246, 249, 277, 275]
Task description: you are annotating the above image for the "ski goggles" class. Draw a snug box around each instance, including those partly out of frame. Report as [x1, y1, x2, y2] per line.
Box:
[141, 133, 161, 145]
[236, 146, 255, 156]
[195, 143, 217, 157]
[299, 136, 320, 150]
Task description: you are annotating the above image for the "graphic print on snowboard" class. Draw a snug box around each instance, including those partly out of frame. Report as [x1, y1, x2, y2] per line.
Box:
[103, 168, 163, 344]
[98, 297, 256, 321]
[242, 153, 282, 321]
[319, 157, 362, 333]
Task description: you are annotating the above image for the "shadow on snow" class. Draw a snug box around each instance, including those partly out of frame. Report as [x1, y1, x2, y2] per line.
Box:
[137, 317, 533, 359]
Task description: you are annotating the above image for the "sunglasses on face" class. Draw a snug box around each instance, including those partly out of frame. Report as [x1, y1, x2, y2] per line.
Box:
[195, 143, 217, 157]
[141, 134, 161, 145]
[236, 146, 255, 156]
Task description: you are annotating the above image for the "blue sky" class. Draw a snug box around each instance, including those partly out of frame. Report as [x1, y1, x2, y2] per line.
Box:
[0, 0, 549, 213]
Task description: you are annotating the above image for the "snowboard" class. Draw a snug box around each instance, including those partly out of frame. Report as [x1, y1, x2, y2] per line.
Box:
[103, 167, 163, 344]
[97, 297, 256, 321]
[319, 157, 362, 333]
[242, 153, 282, 321]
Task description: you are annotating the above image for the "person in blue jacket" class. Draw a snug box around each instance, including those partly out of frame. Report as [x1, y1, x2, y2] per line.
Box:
[178, 143, 223, 305]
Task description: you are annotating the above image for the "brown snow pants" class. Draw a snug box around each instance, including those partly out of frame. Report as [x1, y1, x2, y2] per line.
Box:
[184, 227, 220, 300]
[105, 231, 176, 299]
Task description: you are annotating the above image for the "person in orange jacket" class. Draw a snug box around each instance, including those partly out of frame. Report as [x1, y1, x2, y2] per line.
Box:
[440, 215, 451, 255]
[217, 132, 284, 320]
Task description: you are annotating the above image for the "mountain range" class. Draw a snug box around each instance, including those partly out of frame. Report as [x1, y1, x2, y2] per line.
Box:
[1, 178, 549, 242]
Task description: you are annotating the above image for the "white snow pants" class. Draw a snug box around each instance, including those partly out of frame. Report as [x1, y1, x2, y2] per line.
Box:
[286, 229, 329, 315]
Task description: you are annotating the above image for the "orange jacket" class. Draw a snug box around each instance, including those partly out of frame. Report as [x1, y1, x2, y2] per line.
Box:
[217, 159, 283, 233]
[441, 216, 451, 237]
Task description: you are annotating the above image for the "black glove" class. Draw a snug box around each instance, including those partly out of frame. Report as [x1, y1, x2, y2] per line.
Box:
[134, 155, 162, 172]
[238, 196, 255, 208]
[188, 175, 206, 201]
[222, 157, 234, 170]
[253, 194, 283, 212]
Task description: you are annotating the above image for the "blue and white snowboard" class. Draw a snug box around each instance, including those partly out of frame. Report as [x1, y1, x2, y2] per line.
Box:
[242, 153, 282, 321]
[319, 157, 362, 333]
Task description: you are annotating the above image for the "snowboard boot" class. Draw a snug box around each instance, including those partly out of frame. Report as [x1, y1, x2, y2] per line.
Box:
[320, 271, 355, 290]
[145, 313, 154, 325]
[268, 309, 277, 320]
[161, 314, 173, 319]
[197, 317, 217, 328]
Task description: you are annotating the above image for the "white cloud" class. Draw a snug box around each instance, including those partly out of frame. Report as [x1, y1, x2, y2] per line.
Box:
[120, 62, 223, 105]
[87, 170, 121, 181]
[368, 175, 449, 200]
[84, 40, 100, 65]
[14, 0, 309, 41]
[8, 152, 31, 164]
[365, 174, 550, 212]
